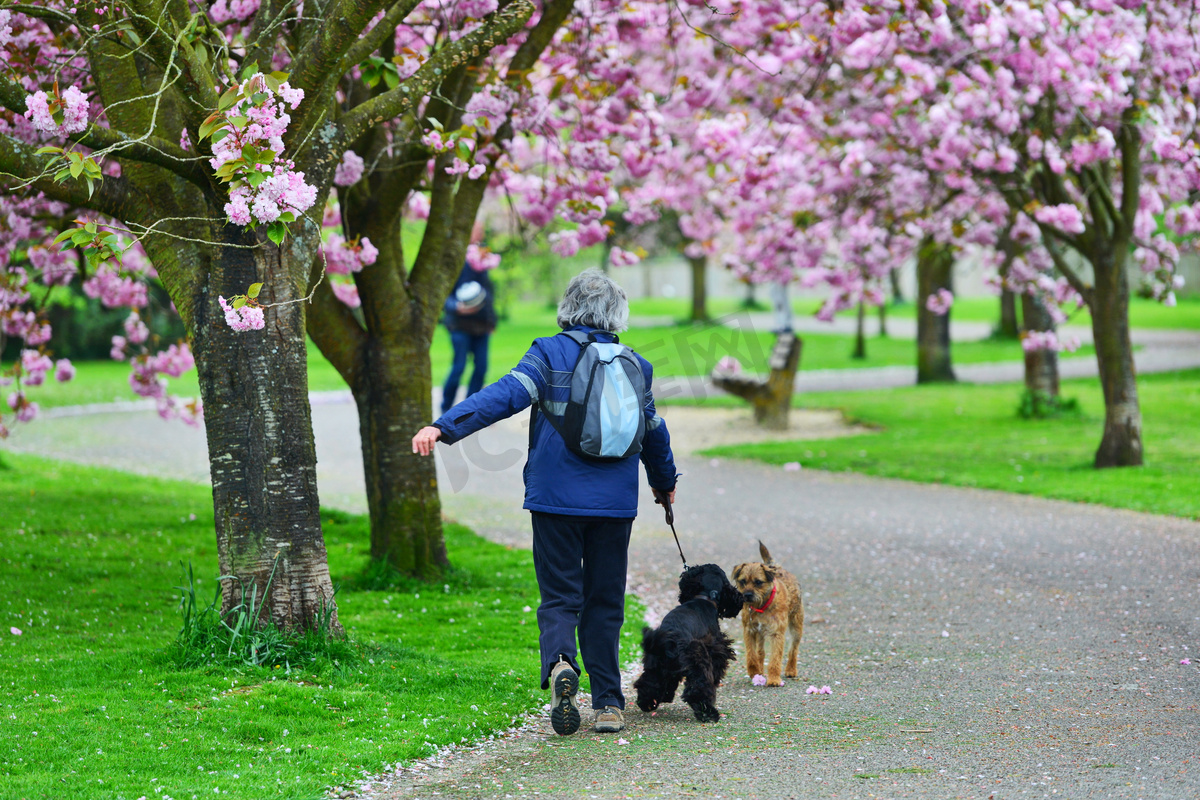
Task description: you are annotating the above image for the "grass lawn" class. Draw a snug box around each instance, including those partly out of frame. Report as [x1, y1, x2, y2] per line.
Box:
[0, 454, 644, 799]
[699, 369, 1200, 520]
[799, 293, 1200, 331]
[628, 293, 1200, 330]
[20, 302, 1088, 411]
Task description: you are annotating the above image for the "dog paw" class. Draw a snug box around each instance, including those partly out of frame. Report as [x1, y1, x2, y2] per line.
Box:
[767, 678, 784, 687]
[692, 704, 720, 723]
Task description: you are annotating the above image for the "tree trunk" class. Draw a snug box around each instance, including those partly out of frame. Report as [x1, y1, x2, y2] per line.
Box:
[878, 300, 888, 338]
[353, 337, 447, 576]
[889, 266, 904, 304]
[688, 252, 708, 322]
[916, 239, 956, 383]
[711, 333, 801, 430]
[1088, 246, 1143, 467]
[852, 299, 867, 359]
[192, 230, 341, 633]
[998, 289, 1019, 339]
[1021, 293, 1059, 398]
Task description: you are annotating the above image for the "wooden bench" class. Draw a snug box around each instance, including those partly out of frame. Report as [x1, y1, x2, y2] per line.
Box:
[710, 332, 802, 430]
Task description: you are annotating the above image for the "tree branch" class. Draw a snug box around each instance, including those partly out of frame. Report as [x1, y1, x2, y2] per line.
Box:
[336, 0, 424, 77]
[335, 0, 535, 149]
[1036, 226, 1094, 307]
[0, 132, 132, 221]
[305, 255, 366, 388]
[1117, 107, 1141, 247]
[287, 0, 397, 113]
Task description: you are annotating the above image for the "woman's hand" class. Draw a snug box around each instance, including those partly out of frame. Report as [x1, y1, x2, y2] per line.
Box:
[412, 426, 442, 456]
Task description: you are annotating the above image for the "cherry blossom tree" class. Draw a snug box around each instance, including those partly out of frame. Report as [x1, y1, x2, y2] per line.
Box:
[808, 0, 1199, 467]
[0, 0, 535, 628]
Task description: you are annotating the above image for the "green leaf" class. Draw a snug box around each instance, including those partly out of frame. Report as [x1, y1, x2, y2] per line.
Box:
[227, 115, 248, 129]
[269, 71, 290, 82]
[247, 171, 266, 187]
[240, 61, 259, 81]
[247, 282, 263, 299]
[278, 211, 295, 223]
[428, 117, 444, 132]
[52, 229, 77, 246]
[34, 146, 63, 156]
[54, 168, 72, 182]
[218, 86, 239, 111]
[71, 231, 93, 245]
[83, 221, 97, 234]
[266, 222, 286, 246]
[383, 68, 399, 90]
[211, 128, 229, 144]
[264, 74, 280, 94]
[232, 296, 247, 309]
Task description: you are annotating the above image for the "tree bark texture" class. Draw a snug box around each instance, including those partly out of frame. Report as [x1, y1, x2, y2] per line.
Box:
[1088, 246, 1143, 467]
[688, 252, 708, 322]
[998, 289, 1020, 339]
[192, 230, 341, 633]
[711, 333, 802, 430]
[353, 337, 447, 576]
[1020, 293, 1059, 398]
[916, 240, 956, 384]
[852, 299, 867, 359]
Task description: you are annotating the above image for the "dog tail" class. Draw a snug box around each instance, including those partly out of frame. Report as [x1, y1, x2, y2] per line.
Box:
[758, 540, 775, 565]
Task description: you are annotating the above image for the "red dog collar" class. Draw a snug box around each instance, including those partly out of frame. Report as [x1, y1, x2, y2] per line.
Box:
[750, 584, 777, 613]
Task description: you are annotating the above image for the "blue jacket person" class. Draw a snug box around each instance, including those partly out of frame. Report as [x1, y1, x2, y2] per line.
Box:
[412, 270, 678, 735]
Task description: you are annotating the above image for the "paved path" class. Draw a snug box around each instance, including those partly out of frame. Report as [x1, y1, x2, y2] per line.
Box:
[5, 399, 1199, 799]
[642, 314, 1200, 396]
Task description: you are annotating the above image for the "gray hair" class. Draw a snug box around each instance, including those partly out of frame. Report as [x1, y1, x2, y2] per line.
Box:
[556, 269, 630, 332]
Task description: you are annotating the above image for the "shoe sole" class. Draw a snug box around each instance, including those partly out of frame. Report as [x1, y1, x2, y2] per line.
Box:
[550, 669, 580, 736]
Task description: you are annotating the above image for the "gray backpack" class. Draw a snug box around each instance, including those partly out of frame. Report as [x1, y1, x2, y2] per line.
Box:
[536, 331, 647, 461]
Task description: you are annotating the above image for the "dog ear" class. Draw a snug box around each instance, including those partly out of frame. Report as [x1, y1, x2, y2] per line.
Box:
[758, 540, 773, 564]
[718, 583, 745, 618]
[678, 568, 705, 604]
[763, 565, 776, 581]
[731, 563, 746, 583]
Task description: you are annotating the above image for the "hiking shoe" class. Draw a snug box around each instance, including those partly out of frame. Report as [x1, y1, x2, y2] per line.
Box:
[593, 705, 625, 733]
[549, 661, 580, 736]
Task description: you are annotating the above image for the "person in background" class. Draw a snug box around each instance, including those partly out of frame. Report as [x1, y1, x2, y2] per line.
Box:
[441, 257, 498, 415]
[412, 269, 678, 736]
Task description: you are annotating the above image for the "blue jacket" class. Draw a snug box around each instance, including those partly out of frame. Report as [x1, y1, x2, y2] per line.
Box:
[432, 326, 678, 518]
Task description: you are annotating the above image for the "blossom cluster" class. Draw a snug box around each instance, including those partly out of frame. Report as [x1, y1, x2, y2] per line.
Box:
[208, 73, 317, 228]
[219, 296, 265, 331]
[323, 234, 379, 275]
[24, 85, 89, 136]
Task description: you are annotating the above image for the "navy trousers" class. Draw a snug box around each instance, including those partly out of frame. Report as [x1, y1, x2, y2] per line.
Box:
[530, 512, 633, 711]
[441, 330, 490, 415]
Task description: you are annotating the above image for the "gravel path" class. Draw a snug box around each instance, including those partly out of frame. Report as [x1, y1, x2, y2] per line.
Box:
[6, 397, 1199, 800]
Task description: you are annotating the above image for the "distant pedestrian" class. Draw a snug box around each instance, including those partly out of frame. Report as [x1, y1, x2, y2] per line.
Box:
[441, 260, 497, 415]
[412, 269, 679, 736]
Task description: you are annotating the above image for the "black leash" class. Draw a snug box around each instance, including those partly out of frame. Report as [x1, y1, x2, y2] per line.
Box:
[653, 488, 688, 570]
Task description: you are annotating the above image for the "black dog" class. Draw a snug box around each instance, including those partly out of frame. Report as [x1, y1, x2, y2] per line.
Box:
[633, 564, 745, 722]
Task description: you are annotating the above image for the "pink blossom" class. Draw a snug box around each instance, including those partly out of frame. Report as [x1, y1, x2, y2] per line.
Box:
[751, 674, 767, 686]
[465, 244, 500, 271]
[218, 296, 265, 332]
[20, 350, 53, 386]
[25, 85, 89, 135]
[445, 158, 470, 176]
[332, 281, 360, 308]
[9, 627, 21, 636]
[715, 356, 741, 374]
[925, 288, 954, 316]
[123, 312, 149, 344]
[1181, 658, 1192, 665]
[467, 163, 487, 180]
[54, 359, 75, 382]
[609, 247, 640, 267]
[783, 462, 801, 472]
[334, 150, 365, 187]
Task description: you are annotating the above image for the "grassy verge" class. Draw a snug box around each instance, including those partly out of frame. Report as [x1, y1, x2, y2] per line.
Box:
[699, 369, 1200, 520]
[20, 305, 1088, 411]
[803, 293, 1200, 330]
[0, 454, 644, 799]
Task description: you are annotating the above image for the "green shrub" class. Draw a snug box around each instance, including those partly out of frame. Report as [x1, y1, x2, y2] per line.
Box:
[1016, 388, 1080, 419]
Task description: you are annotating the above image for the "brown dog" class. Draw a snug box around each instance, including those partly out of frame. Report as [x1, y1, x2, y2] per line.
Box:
[731, 541, 803, 686]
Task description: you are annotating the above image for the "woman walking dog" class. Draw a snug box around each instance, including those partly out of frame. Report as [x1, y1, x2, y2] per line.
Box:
[412, 270, 678, 735]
